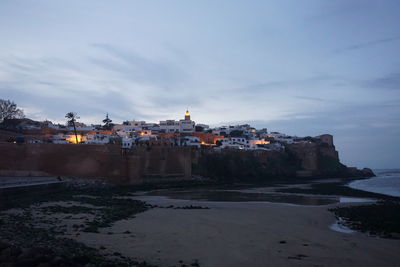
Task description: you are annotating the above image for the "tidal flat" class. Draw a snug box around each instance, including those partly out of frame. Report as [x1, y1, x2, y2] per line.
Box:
[1, 179, 400, 267]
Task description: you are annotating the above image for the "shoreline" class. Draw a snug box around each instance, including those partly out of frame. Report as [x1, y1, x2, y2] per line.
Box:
[347, 172, 400, 197]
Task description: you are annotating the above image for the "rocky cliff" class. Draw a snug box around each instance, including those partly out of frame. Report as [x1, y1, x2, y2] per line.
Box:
[194, 135, 374, 181]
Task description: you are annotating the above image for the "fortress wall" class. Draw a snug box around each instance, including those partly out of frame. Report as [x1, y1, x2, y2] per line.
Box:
[286, 143, 319, 171]
[134, 146, 192, 178]
[286, 142, 340, 173]
[319, 146, 339, 160]
[0, 143, 125, 181]
[0, 143, 192, 184]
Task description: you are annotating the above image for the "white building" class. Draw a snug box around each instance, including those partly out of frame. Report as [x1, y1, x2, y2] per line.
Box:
[115, 126, 139, 137]
[143, 123, 160, 133]
[267, 132, 296, 144]
[219, 137, 269, 150]
[121, 137, 134, 149]
[212, 124, 255, 137]
[85, 133, 111, 144]
[181, 136, 200, 148]
[159, 110, 195, 133]
[115, 121, 160, 133]
[159, 120, 180, 133]
[51, 134, 71, 144]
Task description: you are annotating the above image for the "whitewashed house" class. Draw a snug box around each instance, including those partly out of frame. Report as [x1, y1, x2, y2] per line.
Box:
[51, 134, 71, 144]
[121, 137, 134, 149]
[181, 136, 200, 148]
[159, 110, 195, 133]
[85, 133, 110, 144]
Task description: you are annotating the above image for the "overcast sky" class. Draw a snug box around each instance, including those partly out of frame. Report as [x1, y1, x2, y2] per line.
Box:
[0, 0, 399, 168]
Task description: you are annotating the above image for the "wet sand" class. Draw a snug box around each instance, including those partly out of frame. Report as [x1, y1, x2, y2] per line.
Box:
[73, 196, 400, 267]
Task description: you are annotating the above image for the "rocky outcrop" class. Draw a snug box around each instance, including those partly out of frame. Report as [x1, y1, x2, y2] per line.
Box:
[285, 136, 375, 179]
[196, 137, 374, 181]
[193, 149, 299, 182]
[346, 167, 376, 178]
[361, 168, 376, 177]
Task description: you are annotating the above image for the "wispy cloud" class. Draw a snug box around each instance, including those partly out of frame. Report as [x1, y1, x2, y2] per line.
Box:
[0, 54, 152, 122]
[364, 73, 400, 90]
[295, 96, 327, 102]
[90, 43, 188, 89]
[335, 36, 400, 53]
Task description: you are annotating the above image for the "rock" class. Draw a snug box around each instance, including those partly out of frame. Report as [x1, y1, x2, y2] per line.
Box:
[0, 254, 11, 263]
[361, 168, 375, 177]
[0, 241, 9, 251]
[17, 250, 35, 259]
[50, 256, 63, 265]
[1, 246, 22, 257]
[15, 258, 39, 267]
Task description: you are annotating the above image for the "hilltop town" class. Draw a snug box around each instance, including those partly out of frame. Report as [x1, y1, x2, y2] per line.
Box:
[1, 109, 327, 151]
[0, 109, 374, 183]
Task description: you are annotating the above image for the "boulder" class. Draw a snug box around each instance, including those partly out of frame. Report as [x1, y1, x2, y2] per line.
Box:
[0, 241, 9, 251]
[361, 168, 375, 177]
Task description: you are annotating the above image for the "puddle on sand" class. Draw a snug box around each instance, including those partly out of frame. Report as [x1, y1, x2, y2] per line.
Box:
[339, 197, 376, 203]
[146, 189, 337, 206]
[330, 219, 355, 234]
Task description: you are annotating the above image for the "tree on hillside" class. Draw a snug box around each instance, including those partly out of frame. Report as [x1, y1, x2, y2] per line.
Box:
[102, 113, 114, 130]
[0, 99, 25, 122]
[65, 112, 79, 144]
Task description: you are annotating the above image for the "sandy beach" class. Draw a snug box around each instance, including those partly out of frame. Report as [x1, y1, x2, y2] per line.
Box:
[71, 196, 400, 267]
[1, 179, 400, 267]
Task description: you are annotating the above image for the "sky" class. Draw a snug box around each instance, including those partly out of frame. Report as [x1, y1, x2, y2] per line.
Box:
[0, 0, 399, 168]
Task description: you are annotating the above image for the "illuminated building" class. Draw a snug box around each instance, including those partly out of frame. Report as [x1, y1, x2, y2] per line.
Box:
[184, 109, 190, 120]
[159, 110, 195, 133]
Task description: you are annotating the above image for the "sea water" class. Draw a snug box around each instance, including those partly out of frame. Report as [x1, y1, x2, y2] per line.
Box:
[348, 169, 400, 197]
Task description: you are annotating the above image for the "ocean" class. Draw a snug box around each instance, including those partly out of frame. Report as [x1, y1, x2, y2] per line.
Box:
[348, 169, 400, 197]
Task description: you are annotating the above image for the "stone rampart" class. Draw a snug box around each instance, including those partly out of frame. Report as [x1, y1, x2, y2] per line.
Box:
[0, 143, 192, 184]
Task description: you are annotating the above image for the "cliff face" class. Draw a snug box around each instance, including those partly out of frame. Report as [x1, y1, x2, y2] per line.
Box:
[193, 149, 299, 182]
[285, 139, 347, 178]
[285, 134, 373, 178]
[195, 134, 373, 181]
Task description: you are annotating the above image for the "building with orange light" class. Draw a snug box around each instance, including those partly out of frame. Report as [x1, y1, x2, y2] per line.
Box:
[159, 110, 195, 133]
[192, 132, 224, 145]
[219, 137, 270, 150]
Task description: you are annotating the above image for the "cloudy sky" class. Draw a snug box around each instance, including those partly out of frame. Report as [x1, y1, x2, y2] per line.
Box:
[0, 0, 399, 168]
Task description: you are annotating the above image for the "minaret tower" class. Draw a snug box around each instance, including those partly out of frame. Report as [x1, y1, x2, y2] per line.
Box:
[184, 109, 190, 121]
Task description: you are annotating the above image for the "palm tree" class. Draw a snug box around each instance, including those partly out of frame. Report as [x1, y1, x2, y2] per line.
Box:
[65, 112, 79, 144]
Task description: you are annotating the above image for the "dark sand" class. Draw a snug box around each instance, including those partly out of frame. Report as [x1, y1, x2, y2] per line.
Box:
[72, 195, 400, 267]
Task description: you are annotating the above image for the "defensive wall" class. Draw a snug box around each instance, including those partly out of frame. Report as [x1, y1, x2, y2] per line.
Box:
[0, 143, 192, 184]
[286, 141, 341, 177]
[0, 139, 343, 184]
